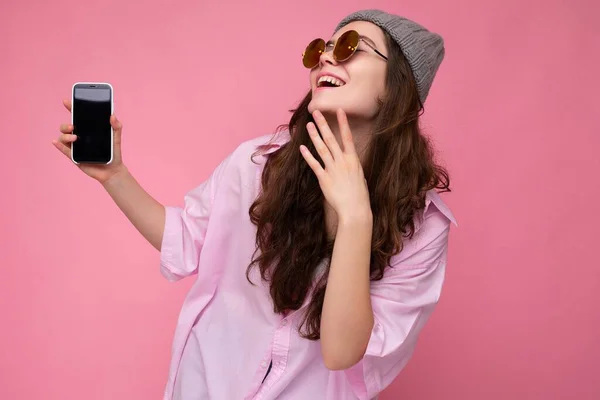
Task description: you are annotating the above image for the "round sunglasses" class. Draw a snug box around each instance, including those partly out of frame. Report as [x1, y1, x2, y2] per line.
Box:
[302, 30, 388, 69]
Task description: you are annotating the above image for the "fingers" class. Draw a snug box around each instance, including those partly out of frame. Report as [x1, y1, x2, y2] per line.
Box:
[299, 145, 325, 179]
[60, 123, 73, 134]
[58, 133, 77, 144]
[54, 118, 76, 159]
[312, 110, 343, 160]
[58, 100, 73, 158]
[336, 108, 356, 156]
[52, 137, 73, 158]
[306, 121, 334, 169]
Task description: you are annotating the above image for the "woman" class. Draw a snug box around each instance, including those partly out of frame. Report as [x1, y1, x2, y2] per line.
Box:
[53, 9, 457, 400]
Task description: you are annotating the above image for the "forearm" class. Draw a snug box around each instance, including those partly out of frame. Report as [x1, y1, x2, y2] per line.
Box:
[102, 167, 166, 251]
[320, 209, 374, 370]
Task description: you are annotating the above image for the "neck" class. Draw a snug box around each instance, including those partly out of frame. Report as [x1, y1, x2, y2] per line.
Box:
[319, 111, 373, 165]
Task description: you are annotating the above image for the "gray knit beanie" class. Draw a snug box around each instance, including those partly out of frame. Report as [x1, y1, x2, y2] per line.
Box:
[334, 9, 445, 103]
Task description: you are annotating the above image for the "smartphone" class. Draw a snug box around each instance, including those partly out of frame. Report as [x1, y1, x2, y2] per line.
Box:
[71, 82, 113, 164]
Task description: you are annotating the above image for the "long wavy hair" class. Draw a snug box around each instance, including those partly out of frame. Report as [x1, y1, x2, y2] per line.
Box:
[246, 31, 450, 340]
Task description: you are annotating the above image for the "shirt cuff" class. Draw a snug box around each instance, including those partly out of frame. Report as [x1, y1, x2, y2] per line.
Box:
[160, 206, 186, 282]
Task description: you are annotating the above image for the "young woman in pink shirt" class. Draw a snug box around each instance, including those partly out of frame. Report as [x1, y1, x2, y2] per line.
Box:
[54, 9, 457, 400]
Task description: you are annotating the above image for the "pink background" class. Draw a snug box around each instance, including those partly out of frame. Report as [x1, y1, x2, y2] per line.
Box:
[1, 0, 599, 398]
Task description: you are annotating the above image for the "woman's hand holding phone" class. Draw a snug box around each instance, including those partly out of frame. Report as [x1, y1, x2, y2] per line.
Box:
[53, 99, 126, 185]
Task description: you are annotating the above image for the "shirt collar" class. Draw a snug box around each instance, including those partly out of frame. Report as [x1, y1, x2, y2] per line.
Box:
[424, 190, 458, 227]
[258, 130, 290, 156]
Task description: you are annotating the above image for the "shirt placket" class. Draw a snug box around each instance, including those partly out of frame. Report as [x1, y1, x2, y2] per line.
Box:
[245, 316, 292, 400]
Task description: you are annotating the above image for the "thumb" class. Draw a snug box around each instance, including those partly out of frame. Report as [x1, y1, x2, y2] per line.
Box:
[110, 115, 122, 140]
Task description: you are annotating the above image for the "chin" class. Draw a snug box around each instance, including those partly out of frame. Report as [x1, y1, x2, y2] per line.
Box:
[308, 96, 342, 115]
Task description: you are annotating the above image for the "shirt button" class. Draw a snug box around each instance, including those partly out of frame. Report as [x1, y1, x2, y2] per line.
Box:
[281, 319, 288, 326]
[260, 361, 268, 368]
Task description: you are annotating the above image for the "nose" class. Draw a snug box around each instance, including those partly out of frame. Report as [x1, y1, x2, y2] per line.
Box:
[319, 47, 337, 67]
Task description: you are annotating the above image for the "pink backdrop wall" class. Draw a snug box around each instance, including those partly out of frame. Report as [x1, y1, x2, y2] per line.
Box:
[1, 0, 599, 398]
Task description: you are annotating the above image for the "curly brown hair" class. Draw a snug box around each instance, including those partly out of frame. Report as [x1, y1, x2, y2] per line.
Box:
[246, 31, 451, 340]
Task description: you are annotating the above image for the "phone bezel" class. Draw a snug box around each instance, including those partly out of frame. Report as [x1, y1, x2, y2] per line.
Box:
[70, 82, 114, 165]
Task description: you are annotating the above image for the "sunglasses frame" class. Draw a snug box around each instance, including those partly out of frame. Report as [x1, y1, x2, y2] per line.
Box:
[302, 30, 388, 69]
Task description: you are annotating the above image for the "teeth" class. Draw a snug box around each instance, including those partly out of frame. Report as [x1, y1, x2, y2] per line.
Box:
[318, 75, 345, 87]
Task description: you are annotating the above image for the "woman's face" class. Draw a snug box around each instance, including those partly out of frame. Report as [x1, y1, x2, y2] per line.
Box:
[307, 21, 389, 121]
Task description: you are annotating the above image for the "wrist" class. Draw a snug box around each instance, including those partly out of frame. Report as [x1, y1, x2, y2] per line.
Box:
[337, 206, 373, 227]
[100, 165, 130, 188]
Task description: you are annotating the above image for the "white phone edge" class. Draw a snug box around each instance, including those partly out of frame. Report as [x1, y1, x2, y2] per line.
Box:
[70, 81, 114, 165]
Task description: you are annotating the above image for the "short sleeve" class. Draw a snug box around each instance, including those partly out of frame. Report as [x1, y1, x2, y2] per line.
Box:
[159, 153, 232, 282]
[343, 209, 452, 399]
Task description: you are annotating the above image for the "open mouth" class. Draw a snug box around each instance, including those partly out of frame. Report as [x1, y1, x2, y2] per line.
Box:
[317, 76, 346, 88]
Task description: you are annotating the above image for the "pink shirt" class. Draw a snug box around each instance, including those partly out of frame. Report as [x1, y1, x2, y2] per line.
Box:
[159, 131, 457, 400]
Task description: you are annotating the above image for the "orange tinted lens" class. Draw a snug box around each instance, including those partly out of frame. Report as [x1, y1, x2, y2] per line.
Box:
[334, 30, 359, 62]
[303, 38, 325, 68]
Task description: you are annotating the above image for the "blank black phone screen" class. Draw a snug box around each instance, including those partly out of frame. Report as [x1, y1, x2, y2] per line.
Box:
[72, 85, 112, 164]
